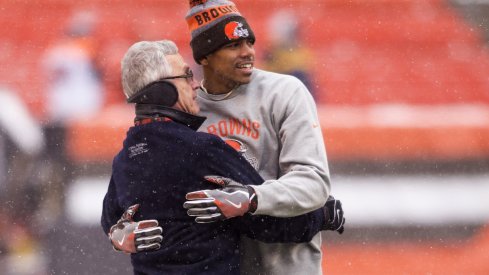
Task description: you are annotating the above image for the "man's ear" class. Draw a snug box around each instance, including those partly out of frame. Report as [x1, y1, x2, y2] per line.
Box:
[200, 57, 208, 65]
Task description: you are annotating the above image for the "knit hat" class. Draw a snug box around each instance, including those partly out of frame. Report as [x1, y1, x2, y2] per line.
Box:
[186, 0, 255, 63]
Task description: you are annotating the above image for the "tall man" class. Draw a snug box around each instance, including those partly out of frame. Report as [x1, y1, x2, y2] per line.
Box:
[101, 40, 339, 274]
[182, 0, 339, 274]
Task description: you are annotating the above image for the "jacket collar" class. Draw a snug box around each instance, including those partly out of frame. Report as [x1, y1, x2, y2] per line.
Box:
[134, 104, 206, 130]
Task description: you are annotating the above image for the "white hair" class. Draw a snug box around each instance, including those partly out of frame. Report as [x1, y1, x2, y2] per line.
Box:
[121, 40, 179, 99]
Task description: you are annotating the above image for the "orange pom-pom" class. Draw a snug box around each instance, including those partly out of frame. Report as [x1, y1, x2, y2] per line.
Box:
[189, 0, 208, 8]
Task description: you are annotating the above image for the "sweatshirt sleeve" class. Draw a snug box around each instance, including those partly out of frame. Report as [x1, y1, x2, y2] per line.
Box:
[251, 77, 331, 217]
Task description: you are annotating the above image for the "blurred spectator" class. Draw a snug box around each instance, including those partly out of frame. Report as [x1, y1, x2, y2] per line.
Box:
[42, 10, 104, 123]
[0, 87, 46, 274]
[262, 9, 317, 98]
[40, 10, 104, 223]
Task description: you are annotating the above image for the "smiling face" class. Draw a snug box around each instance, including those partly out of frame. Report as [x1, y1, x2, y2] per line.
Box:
[200, 39, 255, 94]
[166, 54, 200, 115]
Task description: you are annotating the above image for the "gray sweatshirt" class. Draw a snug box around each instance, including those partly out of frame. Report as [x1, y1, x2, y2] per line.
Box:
[197, 68, 331, 275]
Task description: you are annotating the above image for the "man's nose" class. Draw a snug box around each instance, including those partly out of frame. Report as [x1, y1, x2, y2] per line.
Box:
[191, 78, 200, 90]
[240, 42, 255, 57]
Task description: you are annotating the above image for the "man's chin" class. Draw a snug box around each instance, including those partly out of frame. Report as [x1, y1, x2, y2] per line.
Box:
[237, 75, 252, 85]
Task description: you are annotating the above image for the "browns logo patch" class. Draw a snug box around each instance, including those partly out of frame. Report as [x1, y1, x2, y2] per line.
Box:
[225, 138, 246, 153]
[224, 21, 249, 40]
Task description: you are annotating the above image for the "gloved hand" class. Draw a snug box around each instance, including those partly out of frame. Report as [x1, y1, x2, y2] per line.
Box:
[322, 195, 345, 234]
[183, 175, 258, 223]
[109, 204, 163, 253]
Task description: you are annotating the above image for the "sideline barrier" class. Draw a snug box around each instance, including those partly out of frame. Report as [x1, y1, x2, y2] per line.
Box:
[66, 104, 489, 163]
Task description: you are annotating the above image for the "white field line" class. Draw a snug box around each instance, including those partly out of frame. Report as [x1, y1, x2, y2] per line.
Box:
[332, 174, 489, 226]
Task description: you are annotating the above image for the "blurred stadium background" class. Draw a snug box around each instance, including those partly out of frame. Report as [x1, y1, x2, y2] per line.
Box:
[1, 0, 489, 274]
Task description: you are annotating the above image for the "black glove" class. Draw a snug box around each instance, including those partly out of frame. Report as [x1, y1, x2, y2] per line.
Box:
[183, 175, 258, 223]
[322, 195, 345, 234]
[109, 204, 163, 253]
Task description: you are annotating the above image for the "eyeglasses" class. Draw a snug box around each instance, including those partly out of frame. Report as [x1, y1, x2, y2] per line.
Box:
[160, 70, 194, 82]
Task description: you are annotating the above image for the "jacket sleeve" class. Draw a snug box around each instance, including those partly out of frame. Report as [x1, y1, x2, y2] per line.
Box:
[251, 77, 331, 217]
[196, 134, 325, 243]
[234, 208, 325, 243]
[100, 175, 122, 235]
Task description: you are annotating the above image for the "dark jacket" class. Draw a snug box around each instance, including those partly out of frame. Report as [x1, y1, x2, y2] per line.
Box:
[101, 106, 325, 275]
